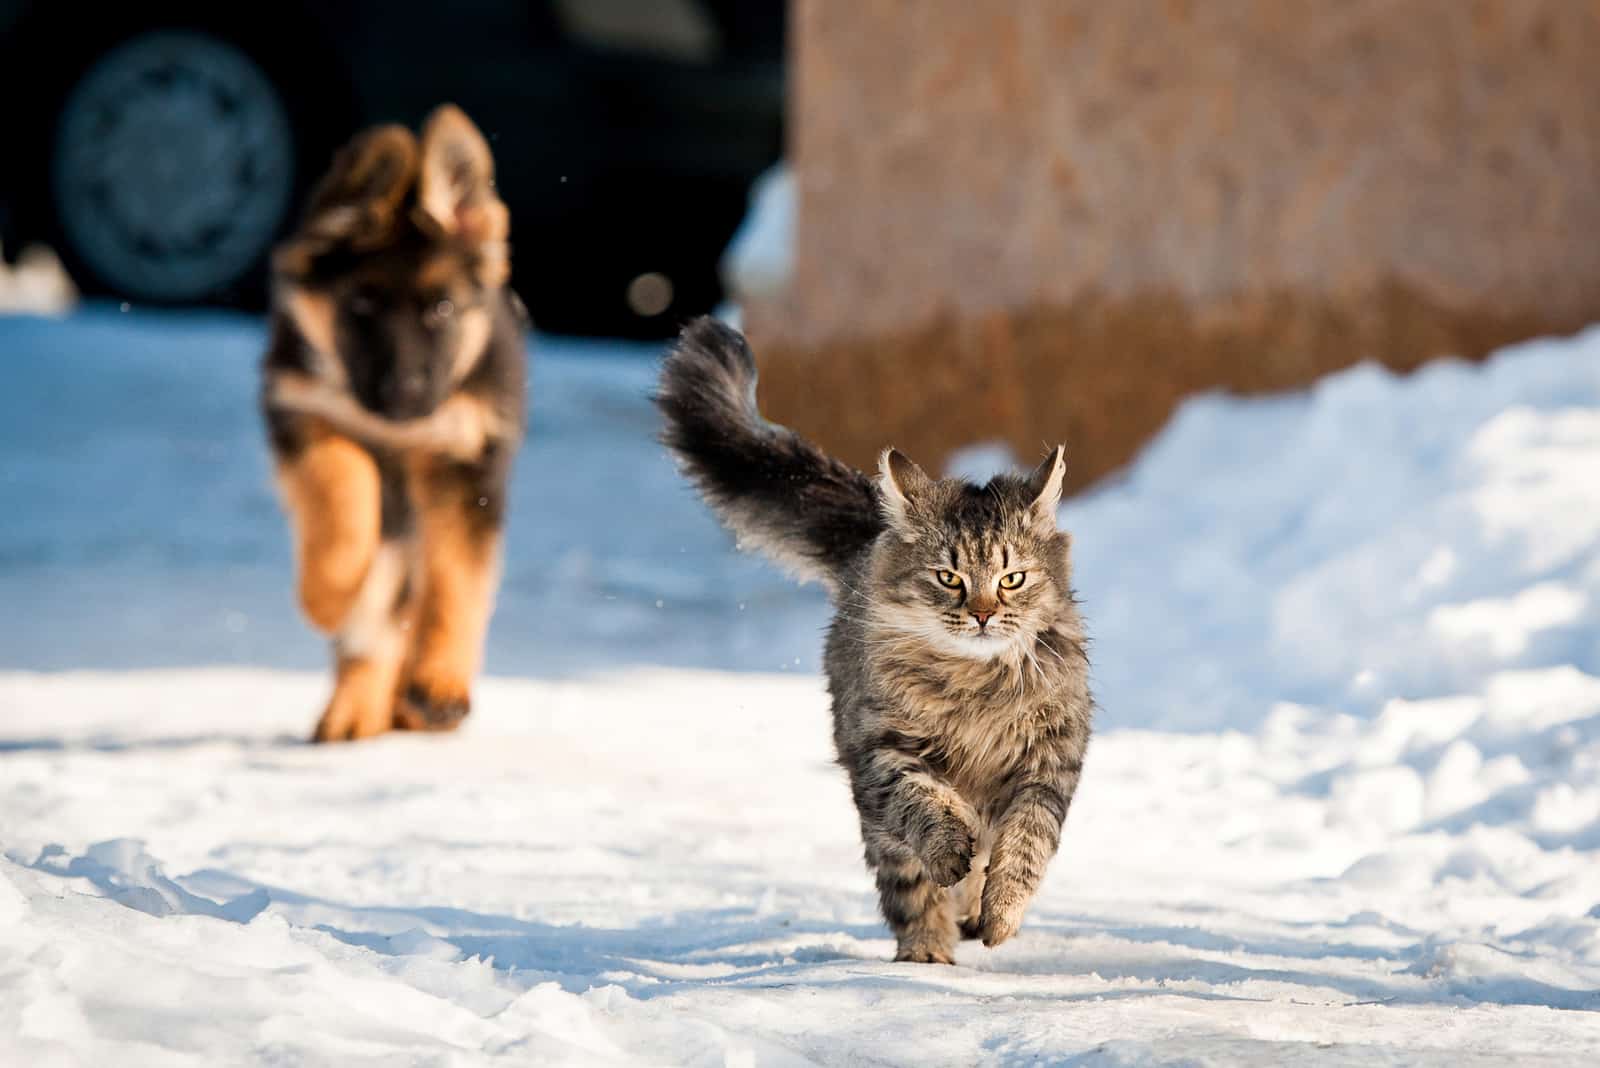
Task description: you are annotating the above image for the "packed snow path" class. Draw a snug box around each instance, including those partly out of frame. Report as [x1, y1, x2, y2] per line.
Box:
[5, 668, 1600, 1065]
[3, 308, 1600, 1064]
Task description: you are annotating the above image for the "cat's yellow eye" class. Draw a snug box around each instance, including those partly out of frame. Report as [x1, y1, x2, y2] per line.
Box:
[935, 569, 964, 589]
[999, 571, 1027, 590]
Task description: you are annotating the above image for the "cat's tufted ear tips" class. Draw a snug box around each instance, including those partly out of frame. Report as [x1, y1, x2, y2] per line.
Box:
[878, 448, 932, 535]
[881, 448, 932, 499]
[1027, 445, 1067, 528]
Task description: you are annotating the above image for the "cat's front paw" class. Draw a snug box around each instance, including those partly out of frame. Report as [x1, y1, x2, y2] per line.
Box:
[918, 814, 976, 887]
[978, 876, 1030, 947]
[893, 944, 955, 965]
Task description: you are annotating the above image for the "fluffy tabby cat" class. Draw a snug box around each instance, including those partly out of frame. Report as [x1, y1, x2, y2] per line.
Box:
[657, 317, 1092, 963]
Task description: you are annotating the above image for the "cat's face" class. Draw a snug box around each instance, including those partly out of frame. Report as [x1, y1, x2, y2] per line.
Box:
[870, 447, 1071, 661]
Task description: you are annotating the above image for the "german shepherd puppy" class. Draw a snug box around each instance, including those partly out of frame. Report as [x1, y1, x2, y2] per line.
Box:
[261, 105, 527, 742]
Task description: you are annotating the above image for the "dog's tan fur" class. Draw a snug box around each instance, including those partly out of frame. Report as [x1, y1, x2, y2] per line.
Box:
[394, 455, 502, 731]
[277, 423, 382, 633]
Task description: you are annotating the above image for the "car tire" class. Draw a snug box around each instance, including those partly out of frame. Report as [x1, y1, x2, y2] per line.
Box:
[48, 29, 297, 304]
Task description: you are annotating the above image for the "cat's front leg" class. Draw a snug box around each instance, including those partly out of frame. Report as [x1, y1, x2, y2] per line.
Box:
[852, 741, 982, 962]
[979, 776, 1077, 947]
[911, 789, 979, 888]
[856, 747, 980, 886]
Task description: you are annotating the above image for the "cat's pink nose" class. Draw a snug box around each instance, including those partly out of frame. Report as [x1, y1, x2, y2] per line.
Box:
[971, 609, 994, 627]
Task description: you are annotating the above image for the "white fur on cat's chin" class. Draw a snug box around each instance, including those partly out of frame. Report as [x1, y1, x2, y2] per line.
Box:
[934, 628, 1023, 662]
[867, 603, 1028, 662]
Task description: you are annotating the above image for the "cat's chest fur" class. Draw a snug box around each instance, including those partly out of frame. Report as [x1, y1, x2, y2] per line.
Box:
[860, 642, 1072, 811]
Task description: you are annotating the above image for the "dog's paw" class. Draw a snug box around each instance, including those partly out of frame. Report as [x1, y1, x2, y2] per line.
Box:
[394, 682, 471, 732]
[311, 693, 392, 743]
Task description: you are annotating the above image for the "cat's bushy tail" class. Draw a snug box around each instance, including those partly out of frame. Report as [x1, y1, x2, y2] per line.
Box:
[657, 316, 883, 590]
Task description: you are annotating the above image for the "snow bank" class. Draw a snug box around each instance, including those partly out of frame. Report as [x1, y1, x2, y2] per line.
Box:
[0, 243, 77, 317]
[719, 164, 794, 305]
[1070, 330, 1600, 730]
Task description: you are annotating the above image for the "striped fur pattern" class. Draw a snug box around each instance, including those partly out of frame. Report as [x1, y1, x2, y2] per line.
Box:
[658, 318, 1093, 962]
[655, 318, 883, 592]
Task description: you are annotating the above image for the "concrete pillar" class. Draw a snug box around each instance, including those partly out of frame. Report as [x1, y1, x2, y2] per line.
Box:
[747, 0, 1600, 490]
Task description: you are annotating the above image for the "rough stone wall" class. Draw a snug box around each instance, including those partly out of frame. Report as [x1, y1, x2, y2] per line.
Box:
[745, 0, 1600, 492]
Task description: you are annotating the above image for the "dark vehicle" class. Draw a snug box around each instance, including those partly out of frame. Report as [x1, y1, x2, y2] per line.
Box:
[0, 1, 784, 337]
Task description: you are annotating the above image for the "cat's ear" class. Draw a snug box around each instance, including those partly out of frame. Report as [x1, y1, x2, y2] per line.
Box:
[1026, 445, 1067, 529]
[878, 448, 932, 536]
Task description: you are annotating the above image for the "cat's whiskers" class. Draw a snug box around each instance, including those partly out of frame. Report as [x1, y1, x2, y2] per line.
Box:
[1033, 635, 1072, 671]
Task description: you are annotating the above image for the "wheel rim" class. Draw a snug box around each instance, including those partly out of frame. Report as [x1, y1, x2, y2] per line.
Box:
[52, 31, 295, 301]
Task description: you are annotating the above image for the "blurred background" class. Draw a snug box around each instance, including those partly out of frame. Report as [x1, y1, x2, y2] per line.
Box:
[0, 0, 785, 337]
[1, 0, 1597, 725]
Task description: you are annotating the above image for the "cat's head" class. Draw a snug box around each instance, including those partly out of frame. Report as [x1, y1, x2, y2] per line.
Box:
[869, 445, 1071, 661]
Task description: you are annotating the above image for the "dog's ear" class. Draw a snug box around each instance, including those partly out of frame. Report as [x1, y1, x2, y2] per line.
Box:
[310, 125, 418, 218]
[417, 105, 509, 267]
[276, 126, 417, 276]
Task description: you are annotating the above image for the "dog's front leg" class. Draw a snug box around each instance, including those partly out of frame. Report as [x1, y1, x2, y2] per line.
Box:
[275, 421, 381, 636]
[272, 418, 408, 742]
[394, 451, 505, 731]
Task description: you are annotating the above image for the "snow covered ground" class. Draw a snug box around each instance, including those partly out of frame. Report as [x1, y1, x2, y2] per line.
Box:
[0, 307, 824, 677]
[3, 306, 1600, 1064]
